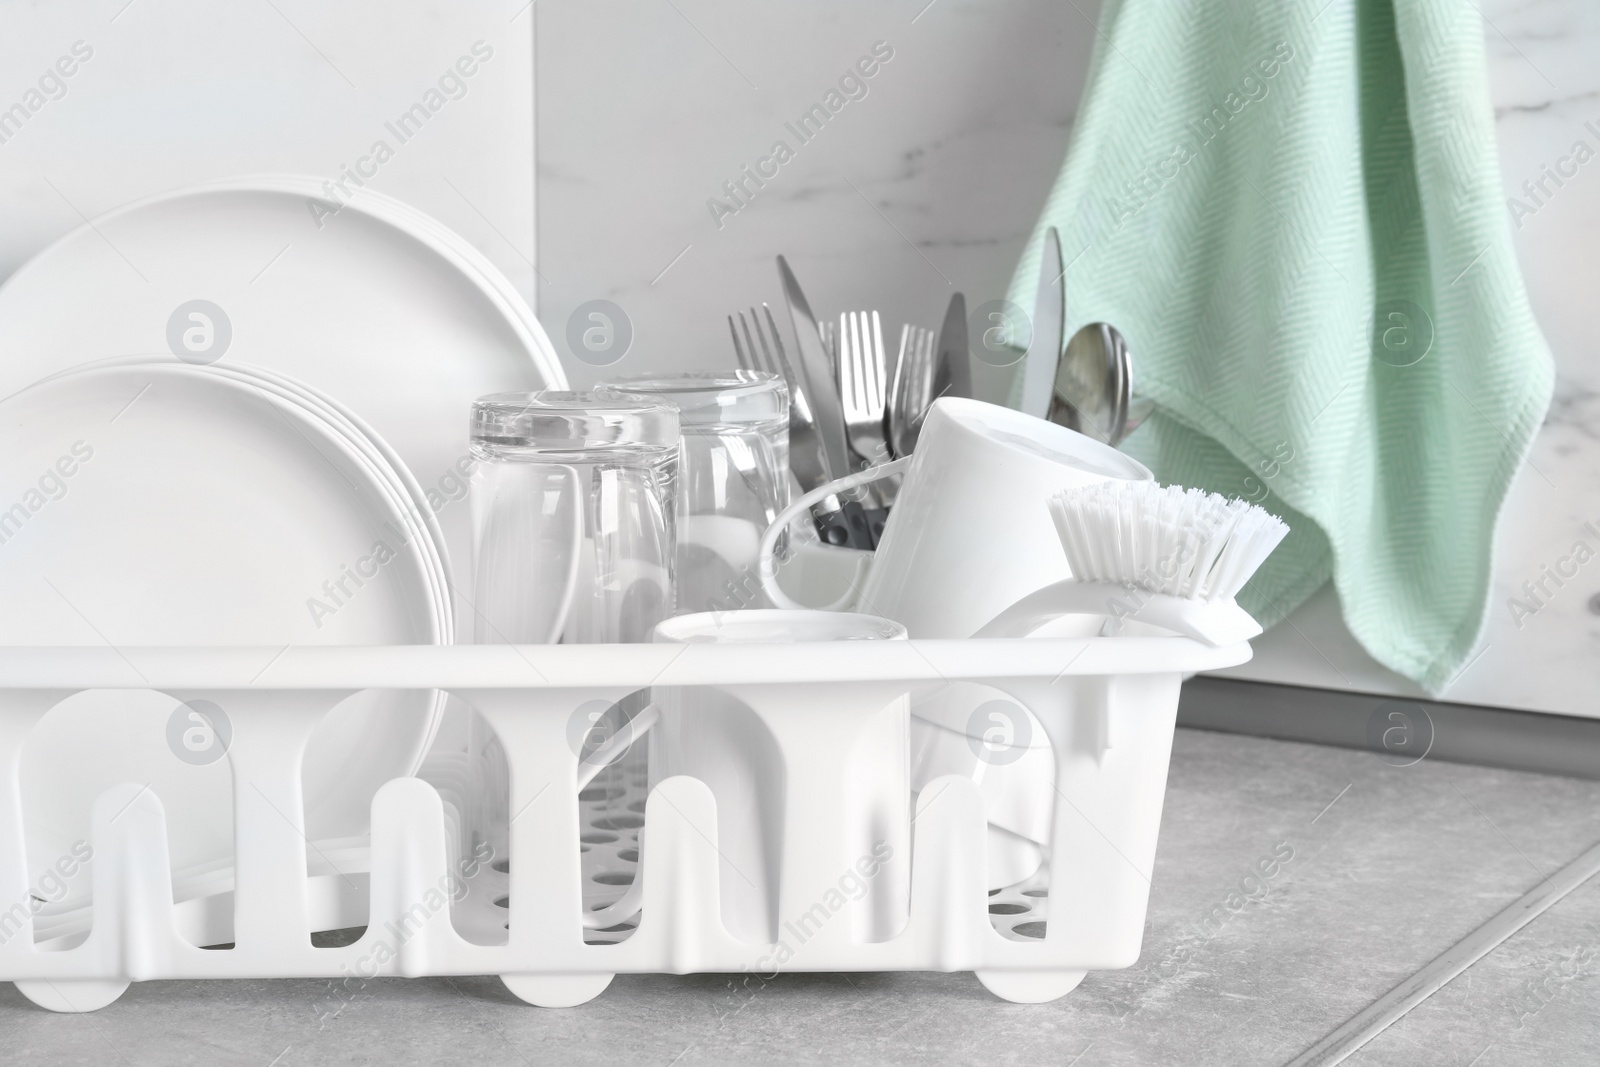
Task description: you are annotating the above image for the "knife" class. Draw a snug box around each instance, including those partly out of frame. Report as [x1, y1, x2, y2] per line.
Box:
[932, 292, 971, 403]
[776, 255, 877, 550]
[1019, 227, 1064, 418]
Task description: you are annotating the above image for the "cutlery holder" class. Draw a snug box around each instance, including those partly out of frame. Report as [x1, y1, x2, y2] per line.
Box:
[0, 635, 1247, 1010]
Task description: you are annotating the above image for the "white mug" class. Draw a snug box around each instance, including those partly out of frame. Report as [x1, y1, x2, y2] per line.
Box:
[760, 397, 1152, 638]
[651, 609, 910, 945]
[757, 399, 1152, 888]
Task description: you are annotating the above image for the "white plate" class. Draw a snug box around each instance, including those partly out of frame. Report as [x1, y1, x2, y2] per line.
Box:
[83, 356, 457, 643]
[40, 356, 457, 864]
[2, 364, 445, 906]
[0, 178, 567, 629]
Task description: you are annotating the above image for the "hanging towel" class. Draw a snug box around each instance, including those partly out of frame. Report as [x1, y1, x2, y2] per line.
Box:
[1008, 0, 1552, 693]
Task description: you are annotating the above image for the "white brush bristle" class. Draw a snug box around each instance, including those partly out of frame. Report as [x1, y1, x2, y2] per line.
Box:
[1049, 480, 1289, 602]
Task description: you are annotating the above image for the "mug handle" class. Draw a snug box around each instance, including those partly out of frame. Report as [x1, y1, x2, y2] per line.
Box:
[758, 458, 913, 611]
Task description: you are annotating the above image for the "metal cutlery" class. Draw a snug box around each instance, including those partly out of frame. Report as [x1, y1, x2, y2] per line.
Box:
[727, 257, 997, 547]
[931, 292, 971, 404]
[888, 323, 935, 459]
[731, 305, 818, 486]
[1019, 227, 1065, 419]
[776, 256, 876, 550]
[729, 303, 865, 549]
[1019, 225, 1147, 446]
[839, 310, 891, 466]
[820, 318, 839, 386]
[1048, 321, 1133, 446]
[838, 310, 895, 539]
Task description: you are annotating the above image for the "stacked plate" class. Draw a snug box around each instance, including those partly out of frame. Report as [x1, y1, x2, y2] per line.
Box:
[0, 174, 565, 610]
[0, 178, 565, 943]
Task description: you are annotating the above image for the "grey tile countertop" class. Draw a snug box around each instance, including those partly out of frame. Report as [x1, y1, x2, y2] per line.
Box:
[5, 728, 1599, 1066]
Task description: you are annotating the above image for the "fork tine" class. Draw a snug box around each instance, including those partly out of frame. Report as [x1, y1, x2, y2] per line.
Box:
[739, 310, 765, 376]
[858, 312, 871, 401]
[751, 306, 777, 378]
[839, 312, 855, 413]
[868, 311, 885, 412]
[854, 312, 869, 415]
[758, 303, 798, 387]
[729, 314, 749, 370]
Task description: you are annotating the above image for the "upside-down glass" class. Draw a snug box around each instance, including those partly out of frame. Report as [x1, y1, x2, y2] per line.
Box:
[596, 371, 788, 616]
[469, 391, 679, 935]
[469, 391, 680, 645]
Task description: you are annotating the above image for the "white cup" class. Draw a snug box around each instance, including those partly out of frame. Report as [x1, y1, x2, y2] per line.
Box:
[787, 397, 1152, 636]
[757, 399, 1151, 887]
[651, 609, 910, 945]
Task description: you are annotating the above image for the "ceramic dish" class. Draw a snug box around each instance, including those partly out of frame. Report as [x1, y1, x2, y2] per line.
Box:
[0, 364, 446, 910]
[0, 178, 567, 631]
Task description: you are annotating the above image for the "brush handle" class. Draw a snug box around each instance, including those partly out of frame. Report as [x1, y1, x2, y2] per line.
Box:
[972, 579, 1262, 646]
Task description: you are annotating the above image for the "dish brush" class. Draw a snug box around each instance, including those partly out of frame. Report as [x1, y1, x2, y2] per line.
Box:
[975, 480, 1290, 646]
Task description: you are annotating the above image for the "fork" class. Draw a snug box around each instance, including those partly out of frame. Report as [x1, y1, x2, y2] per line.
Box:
[838, 310, 890, 467]
[888, 324, 937, 459]
[729, 303, 824, 486]
[730, 304, 795, 385]
[837, 310, 897, 530]
[730, 305, 876, 547]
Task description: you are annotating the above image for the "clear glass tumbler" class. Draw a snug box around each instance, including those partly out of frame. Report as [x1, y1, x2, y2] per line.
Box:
[469, 391, 680, 645]
[469, 391, 679, 935]
[596, 371, 788, 616]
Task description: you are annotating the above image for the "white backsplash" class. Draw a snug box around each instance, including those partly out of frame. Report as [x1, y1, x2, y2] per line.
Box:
[0, 0, 537, 304]
[537, 0, 1600, 718]
[533, 0, 1093, 401]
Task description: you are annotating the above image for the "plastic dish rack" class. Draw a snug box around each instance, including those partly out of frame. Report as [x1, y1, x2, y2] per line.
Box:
[0, 635, 1247, 1011]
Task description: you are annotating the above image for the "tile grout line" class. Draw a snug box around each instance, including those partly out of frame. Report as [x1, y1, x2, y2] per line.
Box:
[1284, 835, 1600, 1066]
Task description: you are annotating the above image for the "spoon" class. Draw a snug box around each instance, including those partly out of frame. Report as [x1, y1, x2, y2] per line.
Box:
[1047, 322, 1151, 446]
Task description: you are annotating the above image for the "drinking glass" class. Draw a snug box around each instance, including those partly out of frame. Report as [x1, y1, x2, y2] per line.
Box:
[468, 391, 680, 933]
[596, 371, 787, 616]
[469, 391, 680, 644]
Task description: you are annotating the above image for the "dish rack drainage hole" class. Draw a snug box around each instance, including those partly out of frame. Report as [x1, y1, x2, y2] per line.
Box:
[987, 867, 1052, 942]
[573, 752, 645, 942]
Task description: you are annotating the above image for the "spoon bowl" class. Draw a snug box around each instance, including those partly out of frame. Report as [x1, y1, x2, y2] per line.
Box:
[1047, 321, 1132, 445]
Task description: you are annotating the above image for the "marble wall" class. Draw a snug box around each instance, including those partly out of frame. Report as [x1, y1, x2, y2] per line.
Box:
[0, 1, 537, 305]
[533, 0, 1093, 401]
[536, 0, 1600, 719]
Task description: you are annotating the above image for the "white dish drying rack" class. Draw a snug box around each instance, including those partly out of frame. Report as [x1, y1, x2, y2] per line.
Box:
[0, 635, 1247, 1011]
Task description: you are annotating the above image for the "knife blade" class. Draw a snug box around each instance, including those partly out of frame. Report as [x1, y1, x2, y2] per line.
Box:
[1019, 227, 1064, 418]
[776, 256, 877, 550]
[777, 255, 853, 482]
[932, 292, 970, 402]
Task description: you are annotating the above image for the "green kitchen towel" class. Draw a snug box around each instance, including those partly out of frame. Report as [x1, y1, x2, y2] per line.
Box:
[1008, 0, 1552, 692]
